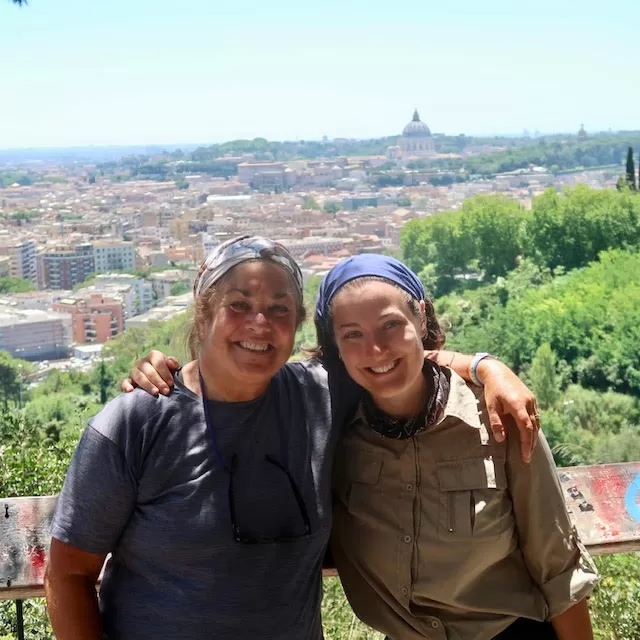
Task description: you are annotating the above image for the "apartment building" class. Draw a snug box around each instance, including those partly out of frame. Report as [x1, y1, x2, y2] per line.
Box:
[0, 306, 72, 360]
[0, 239, 38, 285]
[53, 293, 124, 344]
[92, 240, 136, 273]
[149, 269, 193, 301]
[93, 274, 154, 316]
[39, 244, 95, 290]
[237, 162, 286, 184]
[283, 236, 347, 260]
[0, 256, 10, 278]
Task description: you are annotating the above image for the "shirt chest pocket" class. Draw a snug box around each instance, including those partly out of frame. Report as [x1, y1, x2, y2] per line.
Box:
[436, 457, 510, 541]
[346, 453, 383, 507]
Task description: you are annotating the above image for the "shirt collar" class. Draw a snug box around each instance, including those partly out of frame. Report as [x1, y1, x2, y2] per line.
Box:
[351, 364, 484, 432]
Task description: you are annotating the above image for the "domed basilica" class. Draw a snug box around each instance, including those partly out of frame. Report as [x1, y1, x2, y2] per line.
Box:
[399, 109, 435, 158]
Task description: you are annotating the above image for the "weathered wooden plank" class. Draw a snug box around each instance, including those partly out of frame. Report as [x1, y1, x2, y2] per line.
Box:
[1, 496, 56, 599]
[558, 462, 640, 550]
[1, 461, 639, 601]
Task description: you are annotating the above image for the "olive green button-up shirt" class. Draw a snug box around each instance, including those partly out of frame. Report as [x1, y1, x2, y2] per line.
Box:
[331, 369, 598, 640]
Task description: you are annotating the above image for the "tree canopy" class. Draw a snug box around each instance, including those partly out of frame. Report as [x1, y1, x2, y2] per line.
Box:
[402, 185, 640, 296]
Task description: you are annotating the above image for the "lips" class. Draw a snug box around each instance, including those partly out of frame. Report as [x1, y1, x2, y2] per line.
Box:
[367, 359, 400, 375]
[237, 341, 273, 353]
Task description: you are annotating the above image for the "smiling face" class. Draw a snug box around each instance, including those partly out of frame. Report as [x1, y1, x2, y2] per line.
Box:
[197, 260, 300, 400]
[331, 279, 428, 417]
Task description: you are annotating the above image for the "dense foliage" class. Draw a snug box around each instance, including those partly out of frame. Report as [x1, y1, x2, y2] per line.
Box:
[402, 185, 640, 296]
[2, 184, 640, 638]
[428, 135, 640, 177]
[436, 249, 640, 394]
[0, 276, 35, 293]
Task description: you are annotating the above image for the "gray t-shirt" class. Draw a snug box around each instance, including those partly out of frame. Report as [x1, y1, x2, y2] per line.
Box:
[51, 360, 359, 640]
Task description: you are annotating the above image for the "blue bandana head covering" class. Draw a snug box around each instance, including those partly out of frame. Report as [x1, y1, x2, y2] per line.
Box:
[315, 253, 426, 349]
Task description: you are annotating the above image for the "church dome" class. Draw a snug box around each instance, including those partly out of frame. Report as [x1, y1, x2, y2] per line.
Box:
[402, 109, 432, 137]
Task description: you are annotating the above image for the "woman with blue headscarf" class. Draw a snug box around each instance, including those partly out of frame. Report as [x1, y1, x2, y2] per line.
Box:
[317, 254, 597, 640]
[111, 237, 549, 638]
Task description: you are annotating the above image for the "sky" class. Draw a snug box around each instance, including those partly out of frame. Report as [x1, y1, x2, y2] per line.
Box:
[1, 0, 639, 148]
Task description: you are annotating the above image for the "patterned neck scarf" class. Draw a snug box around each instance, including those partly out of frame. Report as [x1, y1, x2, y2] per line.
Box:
[361, 360, 450, 439]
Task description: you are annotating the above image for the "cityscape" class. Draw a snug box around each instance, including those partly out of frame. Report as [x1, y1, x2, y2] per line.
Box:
[2, 2, 640, 638]
[0, 110, 625, 372]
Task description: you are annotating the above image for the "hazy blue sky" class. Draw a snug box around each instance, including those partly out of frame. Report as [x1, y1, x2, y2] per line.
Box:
[1, 0, 638, 148]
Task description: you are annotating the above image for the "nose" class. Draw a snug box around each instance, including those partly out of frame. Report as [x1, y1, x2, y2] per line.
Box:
[248, 311, 269, 330]
[364, 336, 385, 358]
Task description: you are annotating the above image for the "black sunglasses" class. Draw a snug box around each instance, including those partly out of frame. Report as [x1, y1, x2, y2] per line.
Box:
[228, 453, 312, 544]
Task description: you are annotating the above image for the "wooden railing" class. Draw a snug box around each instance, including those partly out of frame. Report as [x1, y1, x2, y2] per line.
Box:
[2, 462, 640, 639]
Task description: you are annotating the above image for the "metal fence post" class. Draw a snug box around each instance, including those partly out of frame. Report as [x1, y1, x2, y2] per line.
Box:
[16, 599, 25, 640]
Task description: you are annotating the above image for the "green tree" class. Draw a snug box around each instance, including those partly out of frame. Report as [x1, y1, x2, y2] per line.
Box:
[0, 352, 32, 406]
[626, 146, 637, 190]
[170, 281, 190, 296]
[443, 248, 640, 394]
[323, 201, 341, 214]
[303, 196, 320, 210]
[98, 360, 109, 404]
[0, 276, 35, 293]
[417, 264, 438, 296]
[526, 185, 640, 271]
[527, 343, 560, 409]
[402, 209, 474, 296]
[459, 195, 526, 279]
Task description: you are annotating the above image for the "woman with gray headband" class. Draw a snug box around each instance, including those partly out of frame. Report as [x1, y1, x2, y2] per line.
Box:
[46, 236, 538, 640]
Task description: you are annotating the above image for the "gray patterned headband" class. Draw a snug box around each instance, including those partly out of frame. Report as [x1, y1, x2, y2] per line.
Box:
[193, 235, 303, 300]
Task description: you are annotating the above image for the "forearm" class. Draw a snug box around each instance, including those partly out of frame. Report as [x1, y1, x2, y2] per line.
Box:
[426, 350, 504, 386]
[45, 572, 103, 640]
[551, 600, 594, 640]
[425, 350, 475, 382]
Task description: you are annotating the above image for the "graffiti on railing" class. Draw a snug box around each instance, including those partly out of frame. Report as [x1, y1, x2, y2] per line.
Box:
[0, 496, 57, 591]
[559, 462, 640, 548]
[624, 473, 640, 522]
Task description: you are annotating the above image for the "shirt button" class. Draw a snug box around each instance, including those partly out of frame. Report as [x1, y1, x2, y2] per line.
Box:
[401, 587, 408, 595]
[406, 483, 413, 491]
[431, 620, 440, 629]
[403, 535, 411, 543]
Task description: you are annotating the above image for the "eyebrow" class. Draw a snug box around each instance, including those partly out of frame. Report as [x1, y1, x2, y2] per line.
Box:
[226, 288, 292, 299]
[337, 312, 398, 330]
[338, 321, 361, 329]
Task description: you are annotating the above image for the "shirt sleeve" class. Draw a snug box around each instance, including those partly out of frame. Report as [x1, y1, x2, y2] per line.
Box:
[506, 428, 599, 619]
[50, 424, 137, 555]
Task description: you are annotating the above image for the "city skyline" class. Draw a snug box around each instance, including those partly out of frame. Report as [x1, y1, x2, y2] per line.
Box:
[1, 0, 639, 148]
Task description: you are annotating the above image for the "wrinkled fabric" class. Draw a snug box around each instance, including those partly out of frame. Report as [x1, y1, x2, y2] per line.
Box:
[331, 367, 599, 640]
[51, 361, 340, 640]
[194, 235, 303, 300]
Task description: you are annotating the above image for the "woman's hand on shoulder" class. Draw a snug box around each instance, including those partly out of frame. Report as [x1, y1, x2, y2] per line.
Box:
[477, 358, 539, 464]
[120, 350, 180, 397]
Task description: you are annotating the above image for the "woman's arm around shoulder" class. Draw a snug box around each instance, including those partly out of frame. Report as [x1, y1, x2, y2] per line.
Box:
[427, 350, 539, 462]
